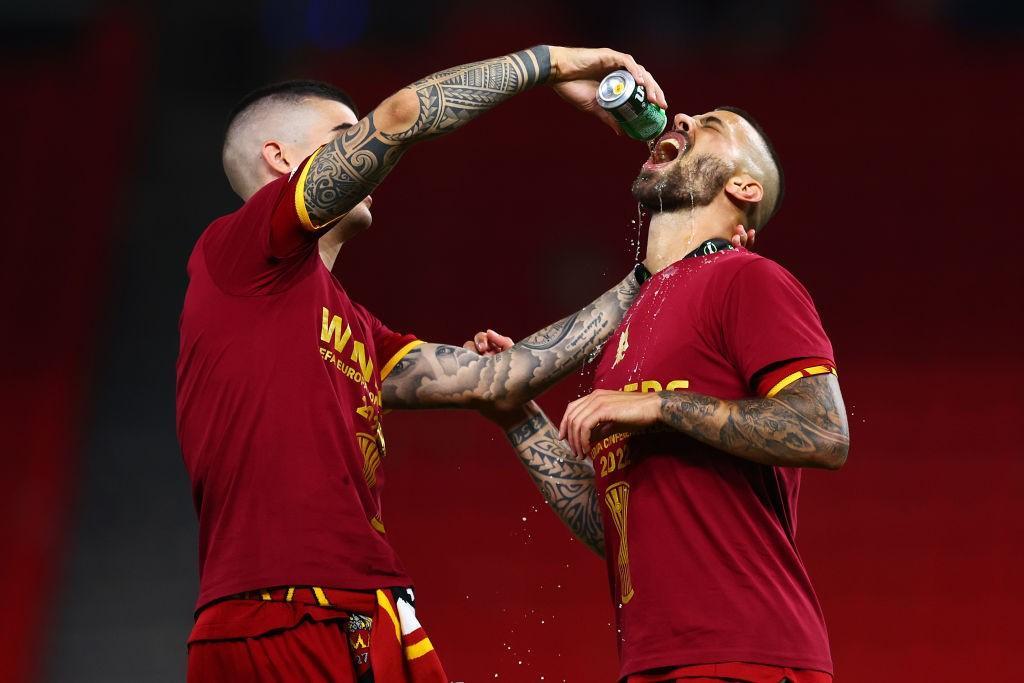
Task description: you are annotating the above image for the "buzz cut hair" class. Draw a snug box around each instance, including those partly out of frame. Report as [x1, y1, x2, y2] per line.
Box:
[223, 79, 360, 158]
[714, 105, 785, 225]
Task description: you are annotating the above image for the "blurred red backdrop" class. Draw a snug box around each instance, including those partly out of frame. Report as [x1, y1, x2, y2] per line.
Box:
[0, 14, 146, 683]
[329, 11, 1023, 681]
[3, 5, 1021, 682]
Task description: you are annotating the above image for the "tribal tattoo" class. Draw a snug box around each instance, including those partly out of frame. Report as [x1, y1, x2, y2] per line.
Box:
[658, 373, 850, 469]
[381, 271, 640, 410]
[302, 46, 551, 227]
[506, 408, 604, 556]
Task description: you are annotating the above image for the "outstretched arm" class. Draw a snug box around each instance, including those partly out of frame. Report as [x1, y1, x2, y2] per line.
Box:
[302, 46, 666, 228]
[559, 373, 850, 469]
[462, 331, 604, 555]
[500, 404, 605, 556]
[381, 270, 641, 411]
[380, 225, 752, 410]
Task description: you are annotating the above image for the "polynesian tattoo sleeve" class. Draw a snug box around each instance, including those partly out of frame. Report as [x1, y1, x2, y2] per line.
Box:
[505, 406, 604, 555]
[303, 47, 550, 227]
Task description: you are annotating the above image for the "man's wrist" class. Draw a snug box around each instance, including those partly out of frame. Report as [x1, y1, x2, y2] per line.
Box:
[654, 391, 674, 431]
[482, 400, 541, 433]
[503, 406, 546, 445]
[489, 408, 530, 431]
[512, 45, 552, 85]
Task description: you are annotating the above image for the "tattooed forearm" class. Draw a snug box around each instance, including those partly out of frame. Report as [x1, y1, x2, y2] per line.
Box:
[505, 406, 604, 556]
[658, 373, 850, 469]
[383, 47, 549, 142]
[303, 46, 551, 227]
[520, 313, 578, 350]
[381, 271, 641, 410]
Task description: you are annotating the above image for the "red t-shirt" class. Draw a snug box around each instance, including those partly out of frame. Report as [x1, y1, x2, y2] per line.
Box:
[589, 247, 836, 679]
[176, 155, 422, 611]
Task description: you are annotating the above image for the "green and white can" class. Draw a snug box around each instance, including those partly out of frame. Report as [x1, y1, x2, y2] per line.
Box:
[597, 69, 668, 141]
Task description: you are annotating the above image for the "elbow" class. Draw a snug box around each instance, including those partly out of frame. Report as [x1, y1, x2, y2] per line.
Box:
[486, 393, 528, 414]
[816, 440, 849, 471]
[377, 88, 420, 132]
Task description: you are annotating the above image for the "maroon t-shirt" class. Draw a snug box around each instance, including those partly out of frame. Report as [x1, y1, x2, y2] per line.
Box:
[589, 246, 836, 678]
[176, 155, 422, 611]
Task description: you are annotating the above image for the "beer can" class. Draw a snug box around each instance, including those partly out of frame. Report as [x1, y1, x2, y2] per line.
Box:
[597, 70, 668, 141]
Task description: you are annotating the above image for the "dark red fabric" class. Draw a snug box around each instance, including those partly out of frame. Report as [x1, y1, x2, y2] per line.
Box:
[176, 166, 419, 611]
[589, 248, 835, 678]
[188, 587, 378, 643]
[720, 257, 835, 386]
[627, 660, 832, 682]
[187, 614, 362, 683]
[187, 587, 446, 683]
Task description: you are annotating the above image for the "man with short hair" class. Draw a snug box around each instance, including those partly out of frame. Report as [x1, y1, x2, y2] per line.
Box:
[177, 45, 687, 682]
[492, 107, 848, 682]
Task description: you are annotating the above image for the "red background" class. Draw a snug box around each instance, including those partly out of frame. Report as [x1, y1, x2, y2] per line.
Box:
[336, 14, 1023, 680]
[2, 4, 1020, 682]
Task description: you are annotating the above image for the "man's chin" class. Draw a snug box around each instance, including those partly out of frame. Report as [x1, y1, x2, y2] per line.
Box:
[351, 203, 373, 226]
[336, 205, 373, 240]
[631, 173, 664, 208]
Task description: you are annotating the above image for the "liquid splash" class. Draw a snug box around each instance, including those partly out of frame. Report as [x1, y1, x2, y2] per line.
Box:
[685, 190, 695, 254]
[632, 202, 646, 263]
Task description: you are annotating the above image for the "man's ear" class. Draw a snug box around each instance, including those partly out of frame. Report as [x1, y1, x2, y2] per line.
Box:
[725, 174, 764, 206]
[261, 141, 293, 176]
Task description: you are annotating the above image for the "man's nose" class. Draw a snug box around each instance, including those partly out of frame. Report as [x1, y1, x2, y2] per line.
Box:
[673, 113, 697, 133]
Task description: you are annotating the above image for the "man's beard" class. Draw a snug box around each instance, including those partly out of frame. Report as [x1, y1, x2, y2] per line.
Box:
[631, 153, 733, 212]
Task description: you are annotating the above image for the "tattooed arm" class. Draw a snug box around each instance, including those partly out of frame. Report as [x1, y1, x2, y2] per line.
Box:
[498, 404, 604, 556]
[381, 271, 640, 410]
[381, 223, 751, 410]
[559, 373, 849, 469]
[301, 46, 663, 228]
[459, 334, 603, 554]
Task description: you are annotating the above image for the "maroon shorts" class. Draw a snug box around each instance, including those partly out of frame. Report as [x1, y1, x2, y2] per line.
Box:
[187, 586, 445, 683]
[188, 614, 368, 683]
[626, 661, 833, 683]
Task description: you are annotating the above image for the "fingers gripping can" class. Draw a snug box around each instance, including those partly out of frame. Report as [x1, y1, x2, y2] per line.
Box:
[597, 70, 668, 141]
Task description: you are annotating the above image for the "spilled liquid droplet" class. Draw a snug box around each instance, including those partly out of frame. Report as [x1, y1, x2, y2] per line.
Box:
[686, 190, 696, 254]
[634, 202, 645, 263]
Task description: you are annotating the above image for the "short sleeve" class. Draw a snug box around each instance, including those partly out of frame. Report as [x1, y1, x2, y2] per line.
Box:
[349, 301, 422, 380]
[721, 258, 835, 392]
[200, 150, 323, 295]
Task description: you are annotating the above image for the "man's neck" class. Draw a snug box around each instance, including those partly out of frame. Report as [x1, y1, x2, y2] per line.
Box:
[643, 206, 739, 274]
[318, 224, 346, 271]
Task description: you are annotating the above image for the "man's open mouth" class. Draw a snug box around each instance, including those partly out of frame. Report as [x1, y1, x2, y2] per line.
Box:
[645, 131, 689, 170]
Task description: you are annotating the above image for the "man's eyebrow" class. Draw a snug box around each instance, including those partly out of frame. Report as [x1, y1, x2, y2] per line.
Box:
[700, 115, 725, 129]
[331, 122, 354, 132]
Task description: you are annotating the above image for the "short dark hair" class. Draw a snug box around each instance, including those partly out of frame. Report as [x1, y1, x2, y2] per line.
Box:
[714, 105, 785, 225]
[226, 79, 360, 131]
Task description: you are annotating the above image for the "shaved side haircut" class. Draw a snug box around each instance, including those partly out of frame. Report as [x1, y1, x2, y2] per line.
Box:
[222, 80, 359, 198]
[715, 105, 785, 228]
[227, 80, 360, 131]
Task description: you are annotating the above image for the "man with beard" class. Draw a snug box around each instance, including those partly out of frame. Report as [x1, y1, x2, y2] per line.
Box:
[488, 108, 849, 682]
[179, 46, 684, 682]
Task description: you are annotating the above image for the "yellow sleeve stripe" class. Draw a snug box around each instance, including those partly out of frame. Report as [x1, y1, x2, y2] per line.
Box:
[285, 587, 295, 602]
[260, 591, 272, 601]
[311, 586, 331, 607]
[380, 340, 425, 380]
[376, 590, 402, 642]
[766, 365, 837, 398]
[405, 637, 435, 660]
[294, 146, 325, 231]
